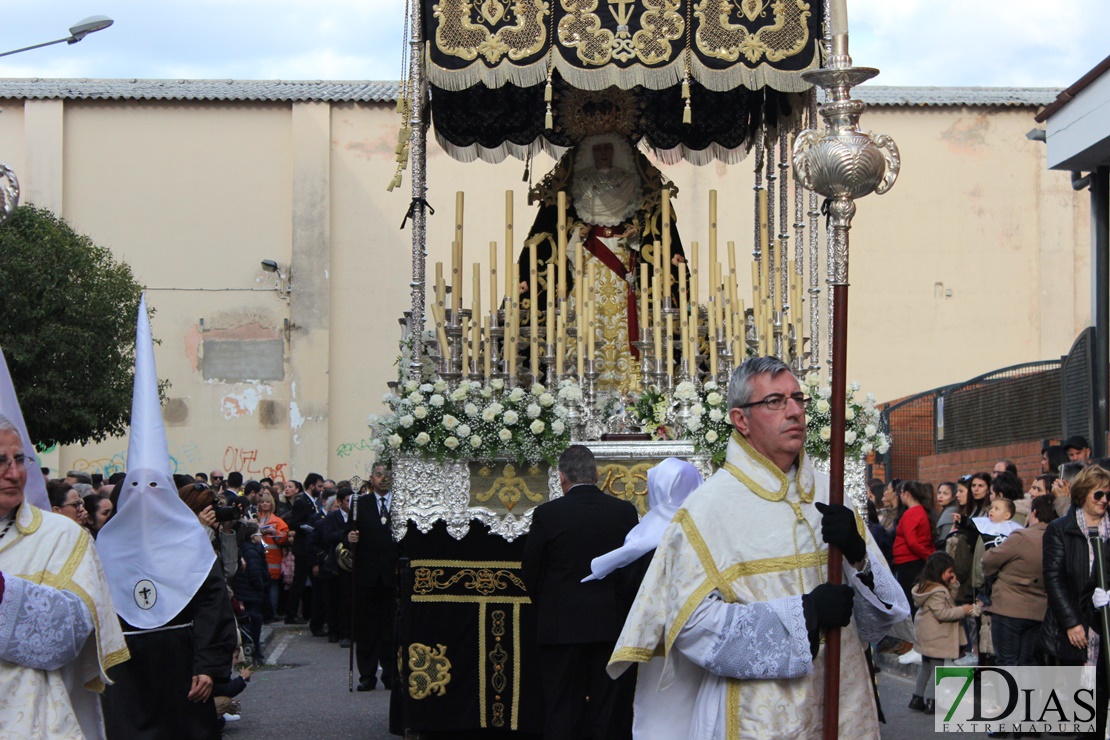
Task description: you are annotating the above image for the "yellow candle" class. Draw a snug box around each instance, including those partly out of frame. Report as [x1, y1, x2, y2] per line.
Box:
[758, 190, 769, 301]
[461, 317, 469, 373]
[472, 262, 481, 318]
[529, 243, 539, 378]
[666, 314, 674, 378]
[575, 246, 584, 378]
[714, 264, 724, 334]
[724, 278, 733, 354]
[454, 191, 464, 314]
[639, 262, 649, 332]
[546, 264, 556, 349]
[586, 263, 596, 361]
[431, 303, 449, 358]
[727, 239, 737, 284]
[505, 191, 514, 302]
[689, 240, 699, 312]
[708, 299, 718, 377]
[508, 264, 519, 379]
[489, 241, 498, 317]
[557, 191, 567, 301]
[728, 280, 741, 358]
[662, 190, 672, 300]
[556, 310, 565, 377]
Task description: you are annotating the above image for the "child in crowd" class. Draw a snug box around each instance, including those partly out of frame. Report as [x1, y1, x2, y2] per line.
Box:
[910, 552, 977, 714]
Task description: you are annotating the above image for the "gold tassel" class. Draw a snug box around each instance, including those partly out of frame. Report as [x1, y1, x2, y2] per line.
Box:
[683, 100, 692, 125]
[681, 79, 690, 99]
[544, 80, 553, 102]
[545, 102, 553, 130]
[386, 173, 402, 192]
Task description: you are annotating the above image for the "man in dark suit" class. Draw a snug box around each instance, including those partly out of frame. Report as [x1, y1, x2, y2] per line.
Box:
[346, 463, 399, 691]
[283, 477, 324, 625]
[317, 487, 352, 643]
[522, 445, 640, 740]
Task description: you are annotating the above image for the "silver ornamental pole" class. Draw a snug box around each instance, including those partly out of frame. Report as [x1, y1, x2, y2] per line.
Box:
[791, 28, 900, 740]
[407, 0, 428, 380]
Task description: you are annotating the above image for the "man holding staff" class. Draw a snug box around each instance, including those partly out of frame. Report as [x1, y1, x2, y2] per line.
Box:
[609, 357, 911, 738]
[516, 132, 686, 392]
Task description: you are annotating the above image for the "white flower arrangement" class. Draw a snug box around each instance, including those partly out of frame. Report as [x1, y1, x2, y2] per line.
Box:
[369, 376, 580, 466]
[802, 374, 888, 462]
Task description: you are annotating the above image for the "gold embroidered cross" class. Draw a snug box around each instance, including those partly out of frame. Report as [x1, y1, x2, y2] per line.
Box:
[607, 0, 636, 33]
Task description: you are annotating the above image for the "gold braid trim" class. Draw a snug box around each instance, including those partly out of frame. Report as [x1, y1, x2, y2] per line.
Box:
[727, 429, 814, 503]
[611, 646, 657, 664]
[478, 601, 487, 727]
[410, 559, 522, 568]
[511, 603, 522, 731]
[726, 678, 741, 739]
[412, 594, 531, 604]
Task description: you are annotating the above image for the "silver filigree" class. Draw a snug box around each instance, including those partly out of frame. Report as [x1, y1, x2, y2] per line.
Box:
[391, 441, 712, 542]
[812, 454, 867, 515]
[0, 164, 20, 226]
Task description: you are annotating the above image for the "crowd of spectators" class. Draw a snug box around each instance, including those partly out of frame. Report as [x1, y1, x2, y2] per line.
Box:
[865, 435, 1110, 733]
[44, 465, 374, 729]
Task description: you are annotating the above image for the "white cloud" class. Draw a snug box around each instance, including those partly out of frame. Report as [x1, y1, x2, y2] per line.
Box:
[0, 1, 1104, 86]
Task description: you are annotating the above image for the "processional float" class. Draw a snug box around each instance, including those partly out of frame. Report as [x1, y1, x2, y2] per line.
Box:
[382, 0, 897, 735]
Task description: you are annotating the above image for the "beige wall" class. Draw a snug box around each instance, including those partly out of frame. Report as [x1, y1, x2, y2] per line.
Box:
[0, 93, 1089, 481]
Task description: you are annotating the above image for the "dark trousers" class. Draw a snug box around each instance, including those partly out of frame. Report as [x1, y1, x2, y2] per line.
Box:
[310, 575, 328, 634]
[285, 548, 312, 623]
[336, 571, 353, 641]
[537, 642, 633, 740]
[894, 559, 926, 618]
[316, 575, 345, 639]
[1051, 653, 1108, 739]
[354, 584, 397, 686]
[242, 600, 263, 659]
[990, 613, 1041, 666]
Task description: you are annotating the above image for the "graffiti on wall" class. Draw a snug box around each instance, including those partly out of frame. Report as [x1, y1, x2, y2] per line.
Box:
[70, 441, 203, 477]
[222, 445, 289, 483]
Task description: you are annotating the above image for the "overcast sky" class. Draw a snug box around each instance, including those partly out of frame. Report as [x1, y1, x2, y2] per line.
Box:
[0, 0, 1106, 88]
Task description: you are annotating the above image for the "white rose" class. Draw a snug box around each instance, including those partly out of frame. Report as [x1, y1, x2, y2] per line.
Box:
[554, 405, 569, 419]
[469, 435, 483, 448]
[444, 436, 459, 450]
[480, 387, 493, 398]
[465, 403, 479, 417]
[877, 440, 890, 454]
[429, 394, 445, 408]
[503, 410, 519, 425]
[844, 430, 857, 445]
[420, 383, 434, 393]
[381, 393, 395, 405]
[370, 439, 384, 453]
[686, 416, 703, 432]
[499, 428, 513, 443]
[413, 406, 428, 420]
[817, 386, 832, 399]
[849, 381, 861, 392]
[407, 391, 423, 404]
[433, 379, 448, 392]
[709, 408, 724, 422]
[861, 441, 874, 455]
[691, 403, 705, 417]
[442, 414, 459, 430]
[706, 392, 723, 407]
[539, 392, 555, 408]
[805, 373, 821, 388]
[705, 429, 719, 443]
[865, 424, 877, 437]
[815, 399, 830, 413]
[865, 392, 877, 403]
[819, 426, 831, 441]
[481, 408, 498, 423]
[457, 424, 471, 438]
[530, 383, 545, 396]
[526, 403, 542, 419]
[399, 414, 415, 428]
[845, 407, 855, 421]
[490, 378, 505, 391]
[388, 434, 402, 449]
[530, 419, 545, 435]
[703, 380, 718, 391]
[450, 387, 468, 402]
[551, 420, 565, 435]
[415, 432, 430, 446]
[509, 387, 526, 402]
[404, 380, 419, 393]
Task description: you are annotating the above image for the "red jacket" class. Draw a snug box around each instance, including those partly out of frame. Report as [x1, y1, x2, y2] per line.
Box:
[893, 505, 935, 564]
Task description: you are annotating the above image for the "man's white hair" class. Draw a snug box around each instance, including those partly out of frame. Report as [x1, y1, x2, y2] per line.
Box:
[0, 413, 18, 435]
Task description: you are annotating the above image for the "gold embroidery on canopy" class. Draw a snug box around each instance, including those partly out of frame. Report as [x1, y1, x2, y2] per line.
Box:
[408, 643, 452, 699]
[597, 462, 652, 513]
[693, 0, 811, 64]
[560, 0, 614, 66]
[560, 0, 684, 68]
[475, 463, 547, 512]
[412, 566, 527, 597]
[435, 0, 549, 64]
[634, 0, 685, 65]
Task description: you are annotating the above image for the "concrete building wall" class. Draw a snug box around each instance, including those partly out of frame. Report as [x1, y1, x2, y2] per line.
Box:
[0, 90, 1091, 482]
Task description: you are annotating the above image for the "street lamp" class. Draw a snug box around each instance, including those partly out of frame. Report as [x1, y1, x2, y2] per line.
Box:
[0, 15, 114, 58]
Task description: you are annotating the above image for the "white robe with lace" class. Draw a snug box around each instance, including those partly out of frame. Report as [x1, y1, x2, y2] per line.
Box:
[610, 433, 912, 739]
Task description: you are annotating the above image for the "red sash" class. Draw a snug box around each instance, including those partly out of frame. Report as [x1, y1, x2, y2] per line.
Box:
[583, 227, 640, 359]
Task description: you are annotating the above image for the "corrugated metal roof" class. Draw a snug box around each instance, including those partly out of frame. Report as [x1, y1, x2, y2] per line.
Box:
[858, 86, 1059, 107]
[0, 79, 1060, 108]
[0, 78, 398, 102]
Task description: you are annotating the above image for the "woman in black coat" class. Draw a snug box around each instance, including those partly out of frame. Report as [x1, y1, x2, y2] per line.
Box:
[233, 522, 268, 662]
[1041, 464, 1110, 738]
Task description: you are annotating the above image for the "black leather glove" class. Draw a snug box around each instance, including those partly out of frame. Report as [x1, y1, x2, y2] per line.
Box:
[815, 501, 866, 565]
[802, 583, 854, 657]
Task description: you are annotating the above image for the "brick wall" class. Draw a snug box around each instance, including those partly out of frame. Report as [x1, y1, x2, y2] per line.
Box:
[915, 440, 1045, 487]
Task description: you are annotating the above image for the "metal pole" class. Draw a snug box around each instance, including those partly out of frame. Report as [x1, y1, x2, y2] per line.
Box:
[407, 0, 429, 380]
[1093, 166, 1109, 457]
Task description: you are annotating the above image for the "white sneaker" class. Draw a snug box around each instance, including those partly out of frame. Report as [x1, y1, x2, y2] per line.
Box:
[222, 714, 241, 723]
[898, 648, 922, 664]
[953, 653, 978, 666]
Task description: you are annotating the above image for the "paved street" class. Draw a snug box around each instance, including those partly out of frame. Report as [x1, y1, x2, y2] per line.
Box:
[224, 627, 988, 739]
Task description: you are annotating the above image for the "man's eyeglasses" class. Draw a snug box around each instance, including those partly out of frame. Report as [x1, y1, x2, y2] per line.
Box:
[0, 454, 29, 475]
[59, 501, 82, 509]
[1092, 490, 1109, 502]
[737, 393, 811, 412]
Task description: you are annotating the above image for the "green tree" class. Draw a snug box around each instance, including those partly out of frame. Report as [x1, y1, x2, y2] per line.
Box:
[0, 205, 148, 447]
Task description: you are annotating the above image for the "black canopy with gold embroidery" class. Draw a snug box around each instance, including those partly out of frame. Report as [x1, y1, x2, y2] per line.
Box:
[425, 0, 824, 163]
